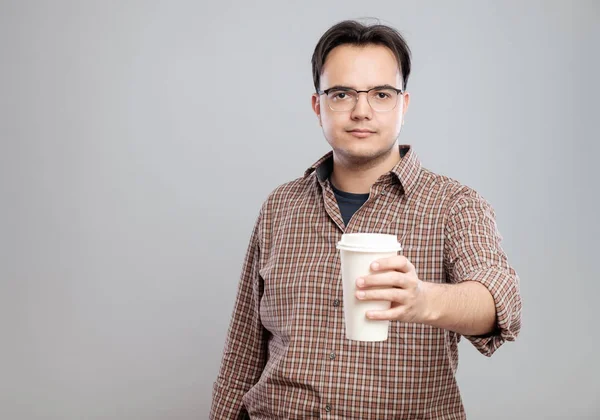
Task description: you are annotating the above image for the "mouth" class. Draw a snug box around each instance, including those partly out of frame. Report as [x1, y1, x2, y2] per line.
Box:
[347, 129, 376, 138]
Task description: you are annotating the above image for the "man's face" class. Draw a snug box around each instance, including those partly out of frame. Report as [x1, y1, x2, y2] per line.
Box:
[312, 44, 409, 164]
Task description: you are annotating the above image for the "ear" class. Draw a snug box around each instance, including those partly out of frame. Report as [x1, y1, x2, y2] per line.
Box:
[311, 93, 322, 126]
[401, 91, 410, 118]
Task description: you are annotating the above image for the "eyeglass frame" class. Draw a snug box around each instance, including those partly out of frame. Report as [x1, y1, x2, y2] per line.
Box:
[316, 85, 404, 112]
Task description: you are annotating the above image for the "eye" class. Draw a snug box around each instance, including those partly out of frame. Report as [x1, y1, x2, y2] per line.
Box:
[328, 90, 353, 101]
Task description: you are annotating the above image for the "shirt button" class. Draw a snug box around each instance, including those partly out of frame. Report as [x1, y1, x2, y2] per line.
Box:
[333, 299, 340, 307]
[329, 352, 335, 360]
[325, 404, 332, 412]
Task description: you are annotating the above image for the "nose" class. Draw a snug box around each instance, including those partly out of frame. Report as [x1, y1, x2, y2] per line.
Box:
[351, 92, 372, 120]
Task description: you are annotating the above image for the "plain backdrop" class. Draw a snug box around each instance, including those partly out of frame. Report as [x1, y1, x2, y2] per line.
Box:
[1, 0, 598, 419]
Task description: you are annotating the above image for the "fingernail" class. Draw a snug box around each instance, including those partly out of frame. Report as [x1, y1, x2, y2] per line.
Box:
[371, 262, 379, 270]
[356, 291, 365, 299]
[356, 277, 364, 287]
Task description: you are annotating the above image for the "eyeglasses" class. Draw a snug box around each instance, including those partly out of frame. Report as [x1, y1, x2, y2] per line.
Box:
[317, 85, 403, 112]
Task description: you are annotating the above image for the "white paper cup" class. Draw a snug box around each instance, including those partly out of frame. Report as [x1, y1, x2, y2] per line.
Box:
[336, 233, 402, 341]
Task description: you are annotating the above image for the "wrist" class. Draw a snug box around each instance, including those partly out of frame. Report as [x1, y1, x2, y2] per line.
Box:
[419, 280, 442, 325]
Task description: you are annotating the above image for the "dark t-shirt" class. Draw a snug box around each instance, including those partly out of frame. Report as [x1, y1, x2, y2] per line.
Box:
[330, 182, 369, 227]
[330, 148, 407, 226]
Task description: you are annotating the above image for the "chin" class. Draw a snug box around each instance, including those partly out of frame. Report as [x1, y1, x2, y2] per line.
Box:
[334, 140, 391, 163]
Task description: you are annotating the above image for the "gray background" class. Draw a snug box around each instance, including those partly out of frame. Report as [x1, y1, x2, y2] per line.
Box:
[1, 0, 598, 419]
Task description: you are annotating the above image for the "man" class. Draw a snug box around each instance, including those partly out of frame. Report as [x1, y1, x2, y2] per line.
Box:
[210, 19, 521, 419]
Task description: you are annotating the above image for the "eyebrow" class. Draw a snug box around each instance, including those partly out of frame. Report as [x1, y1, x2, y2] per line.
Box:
[326, 84, 399, 91]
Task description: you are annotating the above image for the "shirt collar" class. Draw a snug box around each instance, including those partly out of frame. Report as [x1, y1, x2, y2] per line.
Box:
[303, 145, 422, 196]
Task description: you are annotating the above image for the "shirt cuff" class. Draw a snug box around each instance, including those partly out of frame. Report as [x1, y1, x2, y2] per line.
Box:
[458, 265, 522, 357]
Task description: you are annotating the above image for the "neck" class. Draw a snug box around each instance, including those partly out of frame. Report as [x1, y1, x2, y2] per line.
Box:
[330, 145, 401, 194]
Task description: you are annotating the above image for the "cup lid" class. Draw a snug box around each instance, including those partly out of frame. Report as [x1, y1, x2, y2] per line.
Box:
[336, 233, 402, 252]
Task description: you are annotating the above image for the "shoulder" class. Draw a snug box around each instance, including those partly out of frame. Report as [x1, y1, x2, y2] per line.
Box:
[417, 167, 492, 214]
[252, 175, 315, 248]
[260, 175, 314, 211]
[253, 174, 316, 226]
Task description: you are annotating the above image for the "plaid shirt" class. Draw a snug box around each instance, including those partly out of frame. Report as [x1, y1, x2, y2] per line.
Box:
[210, 145, 522, 419]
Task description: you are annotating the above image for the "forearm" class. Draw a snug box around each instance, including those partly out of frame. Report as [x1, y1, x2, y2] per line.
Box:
[211, 310, 267, 418]
[211, 216, 266, 418]
[422, 280, 497, 336]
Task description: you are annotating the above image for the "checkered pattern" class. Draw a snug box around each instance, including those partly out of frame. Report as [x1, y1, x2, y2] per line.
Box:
[210, 145, 522, 419]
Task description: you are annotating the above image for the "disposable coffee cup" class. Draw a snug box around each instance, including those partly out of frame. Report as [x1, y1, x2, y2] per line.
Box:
[336, 233, 402, 341]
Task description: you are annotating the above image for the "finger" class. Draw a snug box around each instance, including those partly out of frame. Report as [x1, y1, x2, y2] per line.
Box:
[366, 306, 404, 321]
[371, 255, 414, 274]
[357, 271, 409, 289]
[356, 287, 407, 303]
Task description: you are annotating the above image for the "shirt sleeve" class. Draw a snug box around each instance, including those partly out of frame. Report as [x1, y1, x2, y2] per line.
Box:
[443, 188, 522, 357]
[210, 209, 268, 419]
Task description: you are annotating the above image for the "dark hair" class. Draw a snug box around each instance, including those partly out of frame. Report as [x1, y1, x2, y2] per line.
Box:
[311, 19, 412, 93]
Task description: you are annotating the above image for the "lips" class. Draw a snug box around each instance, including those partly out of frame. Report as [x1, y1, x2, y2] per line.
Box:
[347, 129, 376, 138]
